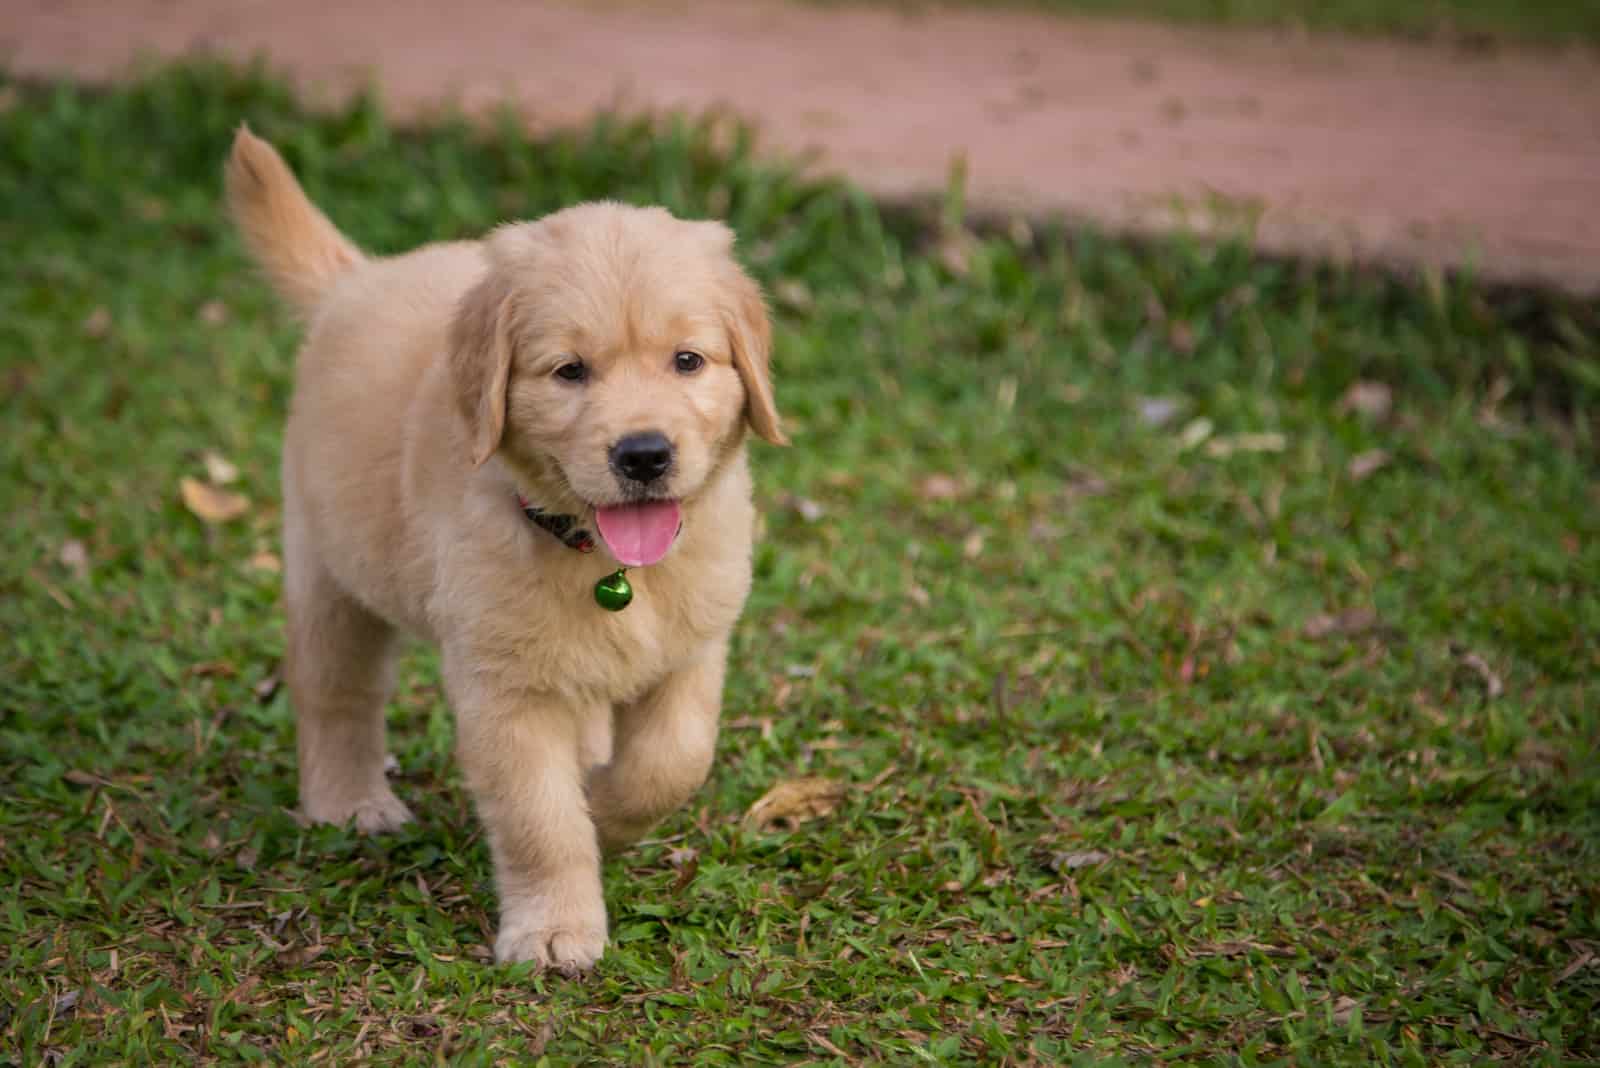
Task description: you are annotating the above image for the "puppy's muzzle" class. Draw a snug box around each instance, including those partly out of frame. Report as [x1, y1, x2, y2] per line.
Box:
[609, 431, 674, 485]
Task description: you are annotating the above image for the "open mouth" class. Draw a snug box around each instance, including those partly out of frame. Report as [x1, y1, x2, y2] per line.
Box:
[593, 498, 682, 567]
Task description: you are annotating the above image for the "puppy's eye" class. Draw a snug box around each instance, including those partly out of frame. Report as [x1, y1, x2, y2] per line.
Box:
[674, 351, 705, 375]
[554, 359, 587, 383]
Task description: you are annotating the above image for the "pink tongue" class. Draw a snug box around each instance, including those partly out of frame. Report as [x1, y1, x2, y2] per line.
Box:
[594, 500, 682, 567]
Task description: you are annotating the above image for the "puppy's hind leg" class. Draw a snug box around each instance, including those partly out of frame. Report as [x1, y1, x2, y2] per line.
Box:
[286, 557, 413, 834]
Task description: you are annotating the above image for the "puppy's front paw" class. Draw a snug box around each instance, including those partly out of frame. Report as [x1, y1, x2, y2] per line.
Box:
[495, 894, 608, 975]
[350, 793, 415, 834]
[301, 789, 415, 835]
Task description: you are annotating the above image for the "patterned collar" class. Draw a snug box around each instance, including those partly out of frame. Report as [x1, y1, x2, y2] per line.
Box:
[517, 494, 596, 554]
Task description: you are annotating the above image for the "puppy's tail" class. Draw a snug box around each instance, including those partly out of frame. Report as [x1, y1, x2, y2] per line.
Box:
[225, 125, 365, 317]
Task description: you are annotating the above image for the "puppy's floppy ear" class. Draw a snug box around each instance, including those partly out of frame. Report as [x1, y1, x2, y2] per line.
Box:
[449, 272, 516, 467]
[724, 269, 787, 446]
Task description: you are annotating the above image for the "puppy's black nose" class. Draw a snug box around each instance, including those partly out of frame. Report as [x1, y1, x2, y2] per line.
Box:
[610, 431, 673, 484]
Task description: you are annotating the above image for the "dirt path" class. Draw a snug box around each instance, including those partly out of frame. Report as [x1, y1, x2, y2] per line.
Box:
[5, 0, 1599, 293]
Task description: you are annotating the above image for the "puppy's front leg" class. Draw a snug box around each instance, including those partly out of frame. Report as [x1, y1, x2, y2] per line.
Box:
[449, 665, 607, 974]
[588, 640, 726, 854]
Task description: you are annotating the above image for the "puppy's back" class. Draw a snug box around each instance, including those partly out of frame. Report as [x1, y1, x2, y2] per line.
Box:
[284, 240, 488, 633]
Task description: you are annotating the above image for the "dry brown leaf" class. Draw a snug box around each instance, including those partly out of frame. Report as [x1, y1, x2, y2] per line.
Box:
[936, 227, 978, 277]
[203, 451, 239, 485]
[253, 670, 281, 702]
[918, 473, 963, 501]
[787, 496, 824, 523]
[1177, 417, 1214, 450]
[82, 307, 112, 338]
[280, 945, 325, 968]
[1515, 737, 1564, 775]
[808, 1031, 851, 1060]
[1348, 448, 1391, 482]
[1302, 608, 1382, 640]
[53, 990, 81, 1019]
[220, 975, 260, 1010]
[519, 1018, 555, 1058]
[1556, 951, 1595, 985]
[249, 550, 282, 573]
[1330, 996, 1363, 1025]
[1029, 520, 1064, 541]
[1459, 651, 1504, 699]
[666, 844, 701, 890]
[1051, 849, 1110, 871]
[1205, 432, 1287, 458]
[188, 660, 236, 678]
[1339, 381, 1393, 420]
[726, 715, 776, 739]
[58, 540, 90, 580]
[180, 477, 249, 523]
[743, 777, 846, 833]
[1065, 468, 1110, 498]
[773, 279, 814, 313]
[1478, 376, 1512, 427]
[1190, 940, 1294, 959]
[1167, 320, 1197, 355]
[1137, 396, 1184, 427]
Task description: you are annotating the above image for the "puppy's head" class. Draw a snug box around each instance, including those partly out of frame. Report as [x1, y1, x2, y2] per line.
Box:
[450, 203, 783, 565]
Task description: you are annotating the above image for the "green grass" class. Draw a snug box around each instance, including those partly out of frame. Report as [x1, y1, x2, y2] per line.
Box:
[3, 64, 1598, 1065]
[833, 0, 1600, 45]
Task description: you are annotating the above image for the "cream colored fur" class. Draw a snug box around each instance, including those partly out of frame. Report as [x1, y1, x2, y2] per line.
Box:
[225, 126, 782, 973]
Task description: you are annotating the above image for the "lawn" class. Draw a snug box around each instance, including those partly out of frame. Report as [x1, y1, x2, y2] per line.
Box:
[840, 0, 1600, 45]
[2, 65, 1597, 1065]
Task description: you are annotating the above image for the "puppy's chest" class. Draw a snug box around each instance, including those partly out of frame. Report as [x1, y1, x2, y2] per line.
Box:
[494, 570, 727, 702]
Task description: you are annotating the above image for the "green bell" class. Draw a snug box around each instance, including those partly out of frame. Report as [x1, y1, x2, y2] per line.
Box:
[594, 568, 633, 611]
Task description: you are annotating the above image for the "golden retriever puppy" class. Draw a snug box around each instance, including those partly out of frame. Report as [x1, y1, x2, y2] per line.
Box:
[224, 127, 784, 973]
